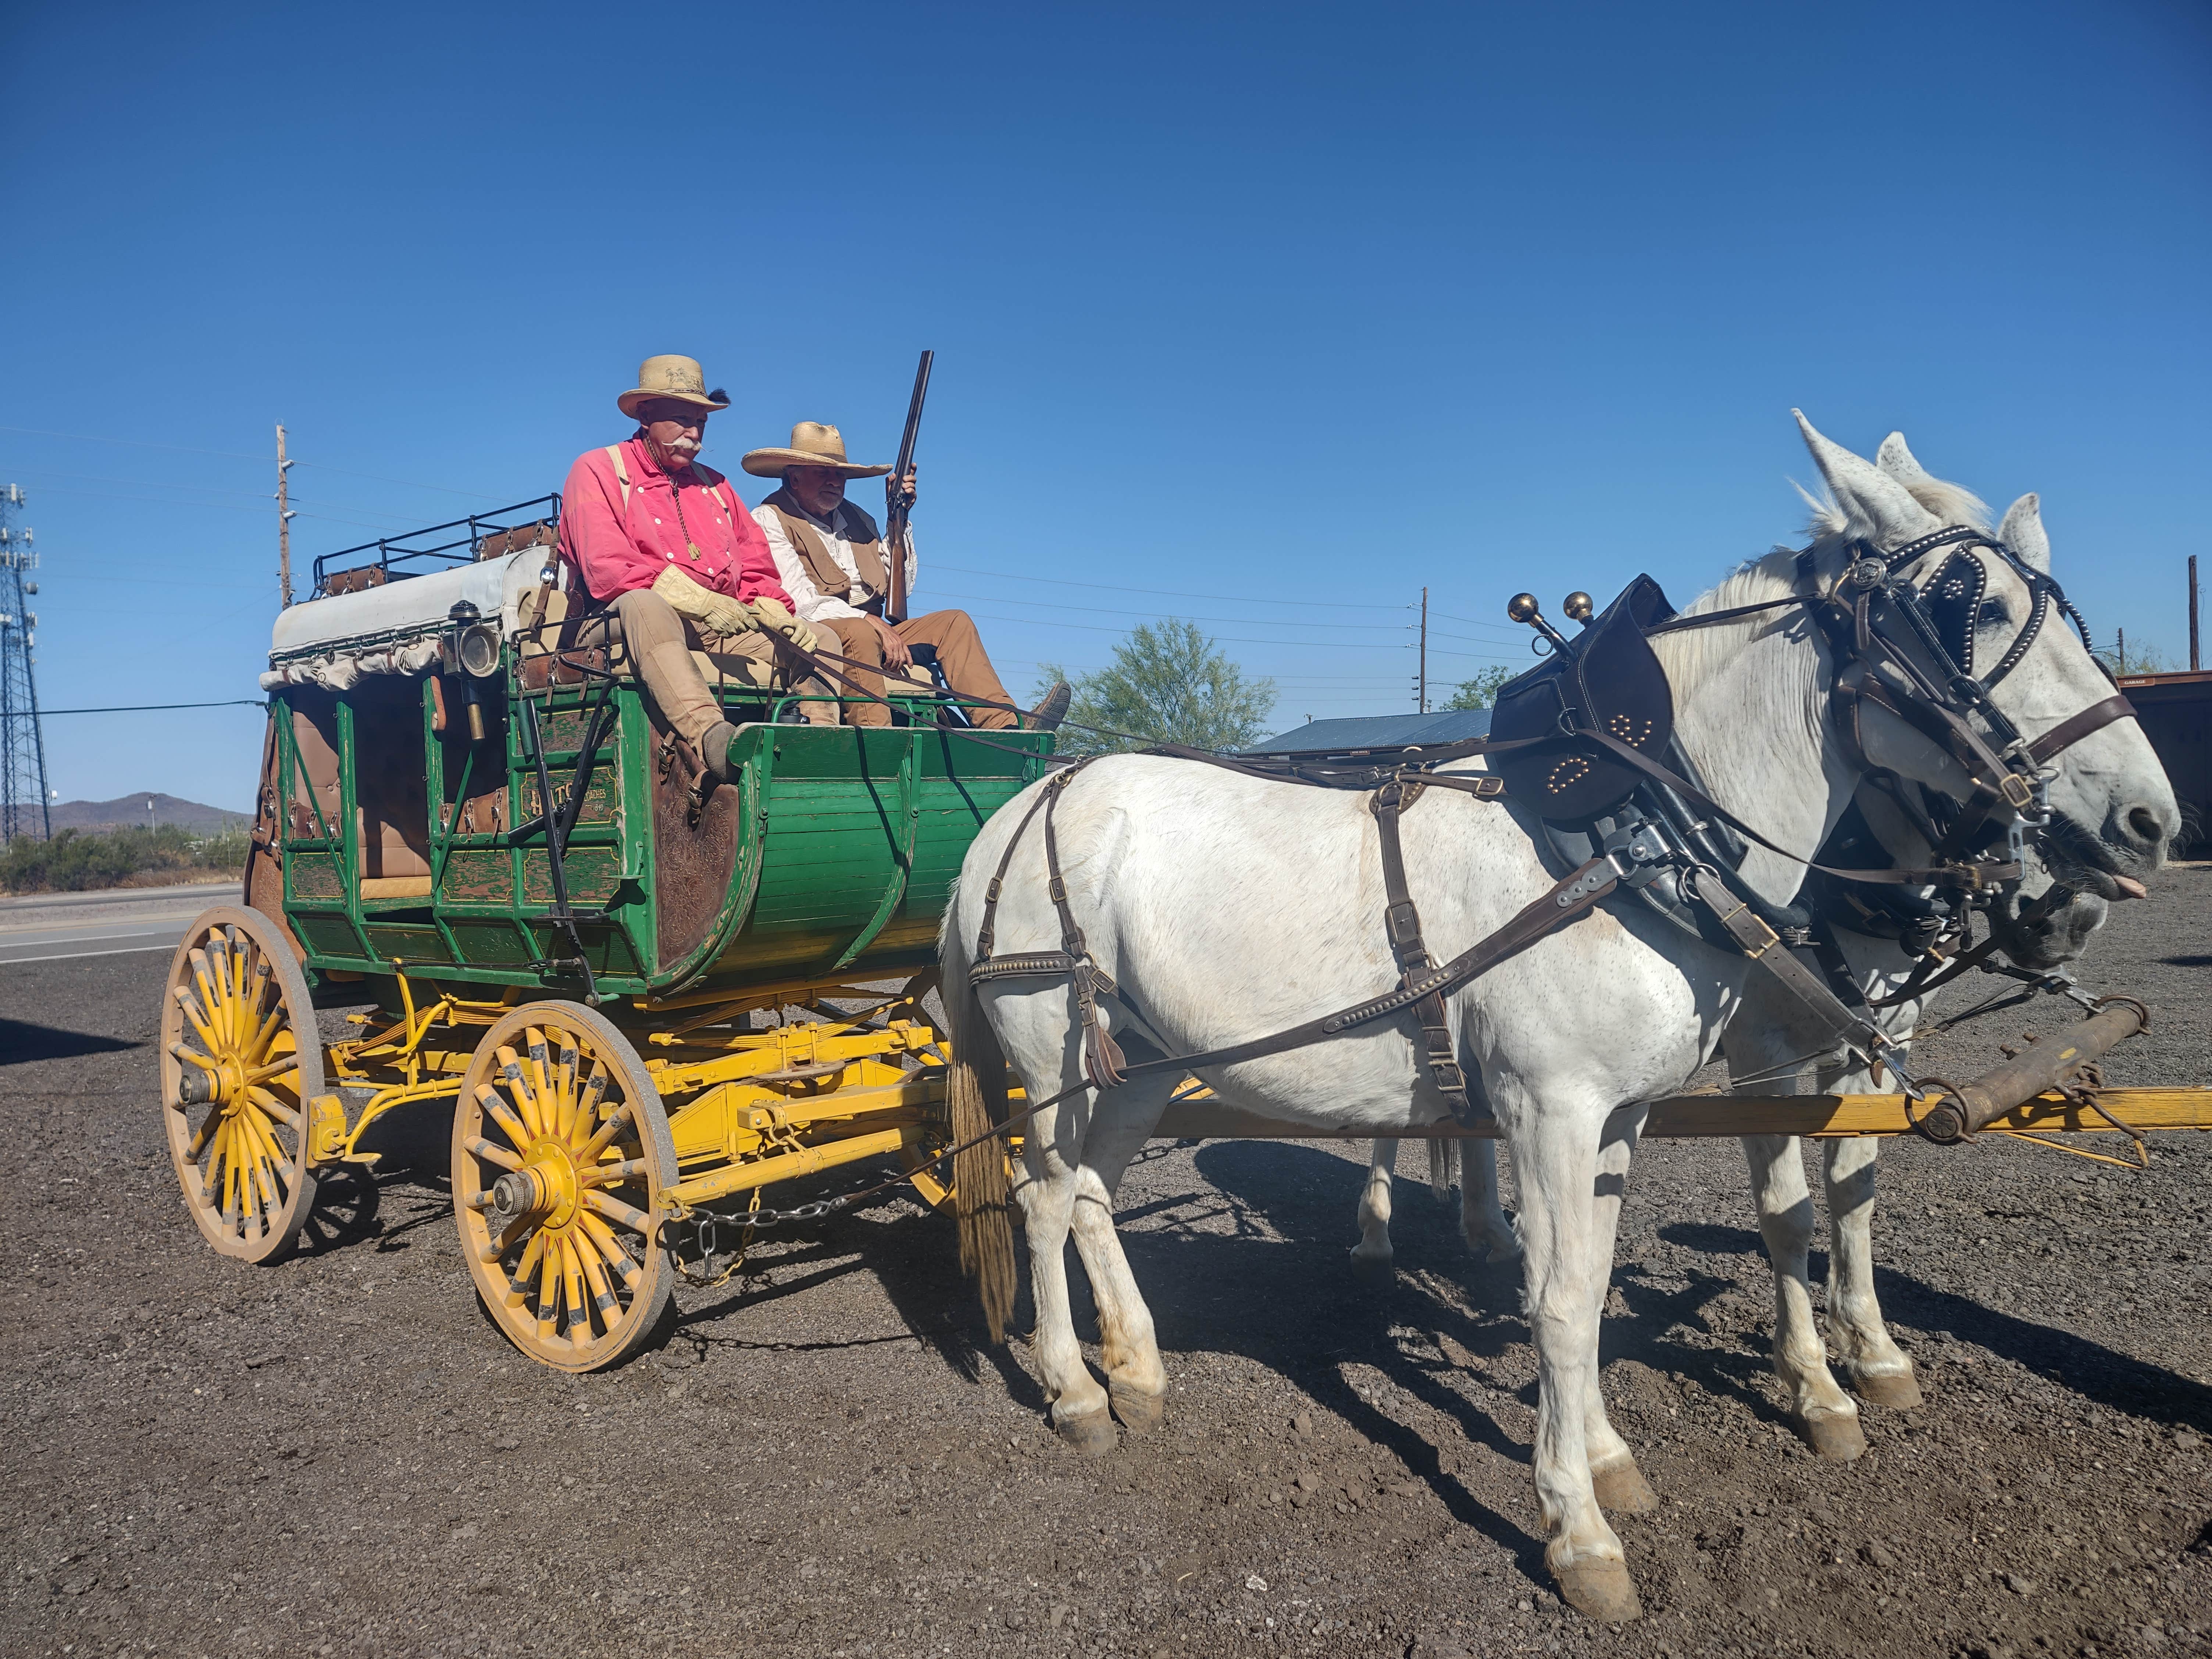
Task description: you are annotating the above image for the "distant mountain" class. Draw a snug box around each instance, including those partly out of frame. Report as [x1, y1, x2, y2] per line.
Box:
[49, 793, 251, 832]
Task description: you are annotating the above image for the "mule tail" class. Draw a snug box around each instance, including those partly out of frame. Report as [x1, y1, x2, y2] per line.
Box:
[946, 968, 1018, 1344]
[1428, 1138, 1457, 1203]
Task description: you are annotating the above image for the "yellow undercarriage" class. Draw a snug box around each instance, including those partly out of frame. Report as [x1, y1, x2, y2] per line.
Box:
[310, 968, 957, 1226]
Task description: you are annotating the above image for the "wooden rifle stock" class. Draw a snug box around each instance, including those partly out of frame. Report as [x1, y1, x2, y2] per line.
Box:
[885, 349, 932, 624]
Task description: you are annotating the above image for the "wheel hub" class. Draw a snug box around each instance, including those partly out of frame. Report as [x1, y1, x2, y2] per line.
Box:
[498, 1143, 581, 1229]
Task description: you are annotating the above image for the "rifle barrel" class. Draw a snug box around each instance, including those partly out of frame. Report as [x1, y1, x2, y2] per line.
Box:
[886, 350, 932, 624]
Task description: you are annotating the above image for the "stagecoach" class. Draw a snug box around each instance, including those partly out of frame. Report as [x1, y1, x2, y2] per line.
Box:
[163, 495, 1050, 1371]
[160, 492, 2207, 1387]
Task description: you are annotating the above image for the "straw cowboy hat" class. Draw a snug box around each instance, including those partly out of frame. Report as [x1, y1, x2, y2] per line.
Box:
[617, 355, 731, 419]
[741, 422, 893, 479]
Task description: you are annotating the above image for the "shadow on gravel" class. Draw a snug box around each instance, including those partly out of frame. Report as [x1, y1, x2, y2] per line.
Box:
[666, 1200, 1049, 1409]
[1663, 1219, 2212, 1434]
[1179, 1141, 1552, 1578]
[0, 1015, 142, 1064]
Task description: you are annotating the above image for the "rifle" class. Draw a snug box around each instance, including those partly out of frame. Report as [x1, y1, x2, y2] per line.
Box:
[884, 349, 932, 624]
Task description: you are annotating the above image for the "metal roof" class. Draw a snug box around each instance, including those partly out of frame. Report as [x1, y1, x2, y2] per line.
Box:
[1245, 708, 1492, 754]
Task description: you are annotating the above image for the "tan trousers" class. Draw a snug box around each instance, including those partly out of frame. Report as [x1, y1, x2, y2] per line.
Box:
[603, 589, 837, 744]
[815, 609, 1019, 730]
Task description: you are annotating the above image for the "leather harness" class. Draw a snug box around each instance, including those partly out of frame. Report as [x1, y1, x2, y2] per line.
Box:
[961, 526, 2141, 1127]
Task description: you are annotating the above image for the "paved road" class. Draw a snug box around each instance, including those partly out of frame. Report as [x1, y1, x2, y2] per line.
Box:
[0, 879, 237, 966]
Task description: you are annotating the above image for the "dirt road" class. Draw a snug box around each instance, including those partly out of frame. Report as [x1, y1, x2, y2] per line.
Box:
[5, 871, 2209, 1658]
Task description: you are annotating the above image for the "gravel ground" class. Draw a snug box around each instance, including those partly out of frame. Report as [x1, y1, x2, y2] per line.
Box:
[5, 866, 2209, 1659]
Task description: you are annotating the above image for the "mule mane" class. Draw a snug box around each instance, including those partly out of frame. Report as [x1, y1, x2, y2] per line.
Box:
[1649, 543, 1811, 690]
[1654, 464, 1994, 690]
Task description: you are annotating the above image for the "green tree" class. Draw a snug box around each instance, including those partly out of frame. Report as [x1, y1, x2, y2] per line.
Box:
[2094, 637, 2176, 677]
[1444, 665, 1514, 710]
[1039, 619, 1277, 756]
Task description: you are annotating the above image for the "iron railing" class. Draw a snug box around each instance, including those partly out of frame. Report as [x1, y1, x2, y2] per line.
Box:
[313, 494, 562, 597]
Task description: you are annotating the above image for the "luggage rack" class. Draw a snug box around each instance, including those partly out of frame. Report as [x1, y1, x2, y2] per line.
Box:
[312, 493, 562, 597]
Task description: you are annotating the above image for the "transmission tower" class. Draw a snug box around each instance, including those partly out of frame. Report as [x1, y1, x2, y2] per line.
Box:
[0, 484, 53, 842]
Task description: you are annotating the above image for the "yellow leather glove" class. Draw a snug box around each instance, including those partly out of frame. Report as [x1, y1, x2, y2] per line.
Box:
[650, 565, 756, 639]
[746, 595, 821, 656]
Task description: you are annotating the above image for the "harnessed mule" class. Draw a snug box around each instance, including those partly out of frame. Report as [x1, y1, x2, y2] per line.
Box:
[939, 413, 2176, 1622]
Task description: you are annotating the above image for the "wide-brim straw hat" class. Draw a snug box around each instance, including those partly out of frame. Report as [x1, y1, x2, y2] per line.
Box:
[741, 421, 892, 479]
[617, 355, 731, 419]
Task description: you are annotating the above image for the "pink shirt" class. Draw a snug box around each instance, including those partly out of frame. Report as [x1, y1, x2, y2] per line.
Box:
[557, 438, 793, 607]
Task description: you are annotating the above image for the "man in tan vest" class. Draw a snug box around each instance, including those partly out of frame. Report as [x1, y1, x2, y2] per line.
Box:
[745, 422, 1067, 732]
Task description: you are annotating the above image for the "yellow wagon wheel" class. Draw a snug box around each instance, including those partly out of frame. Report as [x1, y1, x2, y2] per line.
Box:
[158, 906, 324, 1263]
[452, 1002, 676, 1373]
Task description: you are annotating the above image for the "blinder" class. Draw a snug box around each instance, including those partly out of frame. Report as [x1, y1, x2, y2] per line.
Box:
[1489, 574, 1678, 825]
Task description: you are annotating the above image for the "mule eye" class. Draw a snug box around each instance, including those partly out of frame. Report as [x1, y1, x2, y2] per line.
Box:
[1975, 600, 2009, 628]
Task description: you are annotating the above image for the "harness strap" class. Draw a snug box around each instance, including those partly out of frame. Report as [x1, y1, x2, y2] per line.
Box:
[2025, 694, 2136, 767]
[1371, 781, 1481, 1123]
[970, 853, 1625, 1094]
[1683, 866, 1896, 1076]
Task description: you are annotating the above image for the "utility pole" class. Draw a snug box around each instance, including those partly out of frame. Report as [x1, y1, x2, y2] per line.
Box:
[1417, 586, 1429, 713]
[2116, 627, 2127, 677]
[0, 484, 53, 842]
[276, 422, 296, 607]
[2191, 555, 2201, 671]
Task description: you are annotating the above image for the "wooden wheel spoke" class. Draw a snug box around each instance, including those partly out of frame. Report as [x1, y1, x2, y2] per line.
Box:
[577, 1099, 629, 1163]
[523, 1028, 554, 1135]
[170, 1042, 218, 1078]
[186, 1102, 223, 1162]
[472, 1083, 532, 1153]
[574, 1236, 618, 1322]
[173, 984, 221, 1055]
[578, 1212, 641, 1290]
[550, 1031, 581, 1143]
[464, 1135, 523, 1174]
[496, 1046, 545, 1139]
[243, 1085, 302, 1133]
[559, 1235, 590, 1344]
[189, 950, 230, 1048]
[582, 1189, 653, 1235]
[579, 1157, 647, 1188]
[576, 1061, 611, 1132]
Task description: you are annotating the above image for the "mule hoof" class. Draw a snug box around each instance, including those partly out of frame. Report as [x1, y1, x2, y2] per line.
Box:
[1552, 1561, 1642, 1623]
[1849, 1368, 1924, 1411]
[1053, 1407, 1119, 1458]
[1590, 1458, 1659, 1514]
[1109, 1380, 1166, 1435]
[1795, 1409, 1867, 1462]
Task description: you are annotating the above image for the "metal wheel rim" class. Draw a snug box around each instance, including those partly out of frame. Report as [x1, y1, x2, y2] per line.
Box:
[158, 906, 323, 1263]
[452, 1002, 675, 1373]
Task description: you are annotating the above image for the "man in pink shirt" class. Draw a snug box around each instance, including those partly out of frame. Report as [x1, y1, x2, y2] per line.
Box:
[557, 355, 834, 782]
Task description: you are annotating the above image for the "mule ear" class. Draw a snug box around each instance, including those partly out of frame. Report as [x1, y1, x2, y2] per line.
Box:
[1875, 431, 1935, 488]
[1793, 410, 1940, 549]
[1998, 491, 2051, 574]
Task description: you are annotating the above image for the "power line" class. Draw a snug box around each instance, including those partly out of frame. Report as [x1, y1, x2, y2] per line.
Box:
[925, 588, 1414, 633]
[960, 611, 1410, 649]
[10, 698, 265, 715]
[930, 561, 1413, 611]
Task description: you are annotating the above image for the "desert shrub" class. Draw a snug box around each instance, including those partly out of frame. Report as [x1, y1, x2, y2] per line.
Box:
[0, 824, 249, 894]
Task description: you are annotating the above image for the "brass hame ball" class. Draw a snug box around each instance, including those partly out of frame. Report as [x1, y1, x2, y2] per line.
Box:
[1563, 591, 1594, 623]
[1506, 593, 1540, 624]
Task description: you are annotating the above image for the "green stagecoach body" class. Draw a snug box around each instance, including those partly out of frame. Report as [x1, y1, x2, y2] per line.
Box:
[247, 517, 1053, 1000]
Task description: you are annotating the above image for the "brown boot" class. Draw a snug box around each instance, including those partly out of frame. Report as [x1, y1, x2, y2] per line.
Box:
[1026, 682, 1071, 733]
[702, 721, 739, 783]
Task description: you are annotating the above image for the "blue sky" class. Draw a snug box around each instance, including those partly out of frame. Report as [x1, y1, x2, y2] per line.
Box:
[2, 0, 2205, 811]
